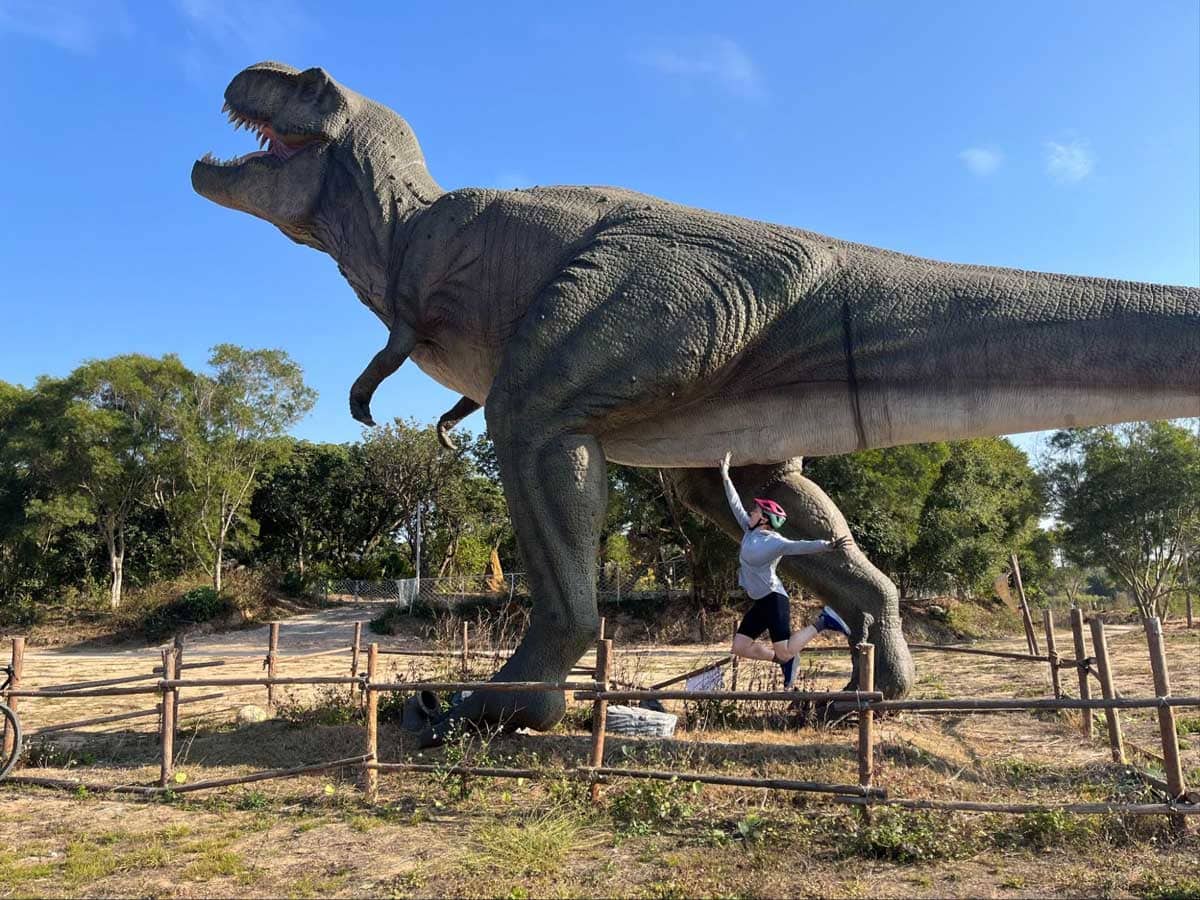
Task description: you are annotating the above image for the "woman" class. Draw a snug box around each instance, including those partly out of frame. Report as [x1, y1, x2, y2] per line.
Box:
[720, 452, 853, 688]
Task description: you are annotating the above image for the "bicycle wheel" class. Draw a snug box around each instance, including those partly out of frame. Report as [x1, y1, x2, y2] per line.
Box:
[0, 703, 20, 781]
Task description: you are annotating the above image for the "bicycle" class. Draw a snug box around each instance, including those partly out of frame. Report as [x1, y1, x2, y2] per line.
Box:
[1, 664, 21, 780]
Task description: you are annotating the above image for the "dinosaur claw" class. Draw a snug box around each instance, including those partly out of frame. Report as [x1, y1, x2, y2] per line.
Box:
[349, 395, 376, 426]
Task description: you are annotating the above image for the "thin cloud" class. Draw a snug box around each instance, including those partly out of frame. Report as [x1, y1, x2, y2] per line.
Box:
[1045, 139, 1094, 183]
[959, 147, 1004, 176]
[173, 0, 312, 84]
[638, 36, 764, 99]
[0, 0, 133, 53]
[175, 0, 310, 51]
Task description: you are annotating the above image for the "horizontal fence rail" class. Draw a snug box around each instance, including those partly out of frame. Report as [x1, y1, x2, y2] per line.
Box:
[574, 689, 883, 703]
[3, 616, 1196, 819]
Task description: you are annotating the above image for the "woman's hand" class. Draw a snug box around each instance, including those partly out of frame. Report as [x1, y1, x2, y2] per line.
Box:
[720, 451, 732, 476]
[830, 534, 854, 553]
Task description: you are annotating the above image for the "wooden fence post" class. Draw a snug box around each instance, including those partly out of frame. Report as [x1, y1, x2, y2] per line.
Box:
[158, 647, 177, 787]
[857, 643, 875, 793]
[589, 638, 613, 804]
[1089, 618, 1124, 764]
[1042, 608, 1061, 699]
[350, 622, 363, 698]
[363, 643, 379, 801]
[598, 617, 606, 641]
[266, 622, 280, 713]
[172, 634, 184, 731]
[461, 621, 469, 677]
[1069, 608, 1093, 739]
[1010, 554, 1040, 656]
[729, 622, 739, 692]
[1143, 618, 1187, 803]
[1184, 551, 1193, 630]
[2, 637, 24, 761]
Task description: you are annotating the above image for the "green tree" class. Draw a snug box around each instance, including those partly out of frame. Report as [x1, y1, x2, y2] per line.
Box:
[432, 433, 511, 577]
[341, 419, 475, 577]
[251, 441, 354, 576]
[1, 356, 191, 608]
[807, 443, 951, 595]
[160, 345, 315, 593]
[909, 438, 1044, 599]
[1043, 422, 1200, 619]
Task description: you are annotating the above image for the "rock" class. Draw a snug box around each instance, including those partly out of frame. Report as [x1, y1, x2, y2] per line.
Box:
[236, 704, 268, 725]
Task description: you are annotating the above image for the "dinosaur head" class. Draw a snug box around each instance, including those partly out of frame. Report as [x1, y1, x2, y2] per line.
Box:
[193, 61, 439, 299]
[191, 62, 350, 244]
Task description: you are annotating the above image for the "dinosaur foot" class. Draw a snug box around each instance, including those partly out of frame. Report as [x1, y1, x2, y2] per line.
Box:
[417, 684, 566, 748]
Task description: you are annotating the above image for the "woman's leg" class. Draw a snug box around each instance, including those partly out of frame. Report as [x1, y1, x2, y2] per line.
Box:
[785, 624, 820, 656]
[731, 599, 777, 660]
[732, 633, 776, 661]
[763, 592, 797, 661]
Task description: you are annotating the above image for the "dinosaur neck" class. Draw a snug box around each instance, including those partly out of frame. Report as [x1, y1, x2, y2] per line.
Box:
[313, 109, 443, 322]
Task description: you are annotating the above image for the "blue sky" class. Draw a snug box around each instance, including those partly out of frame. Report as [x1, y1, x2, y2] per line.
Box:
[1, 1, 1197, 463]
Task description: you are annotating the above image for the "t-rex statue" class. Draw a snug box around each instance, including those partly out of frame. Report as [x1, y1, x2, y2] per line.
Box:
[192, 62, 1200, 740]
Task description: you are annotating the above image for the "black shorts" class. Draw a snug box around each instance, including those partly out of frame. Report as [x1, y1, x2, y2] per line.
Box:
[736, 591, 791, 644]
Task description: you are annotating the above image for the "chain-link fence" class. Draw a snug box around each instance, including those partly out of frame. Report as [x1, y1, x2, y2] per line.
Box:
[321, 561, 703, 611]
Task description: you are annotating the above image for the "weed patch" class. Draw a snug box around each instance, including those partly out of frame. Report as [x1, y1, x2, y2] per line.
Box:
[607, 777, 698, 835]
[276, 686, 361, 728]
[182, 847, 250, 881]
[469, 809, 595, 876]
[845, 809, 972, 863]
[1134, 871, 1200, 900]
[995, 811, 1098, 850]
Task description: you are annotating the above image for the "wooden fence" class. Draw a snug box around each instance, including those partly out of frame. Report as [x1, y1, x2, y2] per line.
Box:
[3, 616, 1198, 819]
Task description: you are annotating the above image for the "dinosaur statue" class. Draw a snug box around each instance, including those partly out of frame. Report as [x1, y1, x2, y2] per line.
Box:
[192, 62, 1200, 740]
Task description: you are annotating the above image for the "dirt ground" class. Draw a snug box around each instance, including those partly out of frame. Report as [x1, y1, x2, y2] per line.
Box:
[2, 606, 1198, 898]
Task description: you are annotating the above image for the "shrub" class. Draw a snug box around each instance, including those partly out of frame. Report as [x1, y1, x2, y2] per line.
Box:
[139, 587, 237, 641]
[369, 605, 407, 636]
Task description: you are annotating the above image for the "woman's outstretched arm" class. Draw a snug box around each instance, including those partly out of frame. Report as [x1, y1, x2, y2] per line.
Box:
[719, 452, 751, 533]
[778, 533, 852, 556]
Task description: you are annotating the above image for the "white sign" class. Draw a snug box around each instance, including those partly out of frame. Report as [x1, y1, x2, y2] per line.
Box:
[685, 666, 724, 692]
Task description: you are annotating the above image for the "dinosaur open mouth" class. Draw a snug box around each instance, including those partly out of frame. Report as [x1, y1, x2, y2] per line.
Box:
[198, 102, 324, 168]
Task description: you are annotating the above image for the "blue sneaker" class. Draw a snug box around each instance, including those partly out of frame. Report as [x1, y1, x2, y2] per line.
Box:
[815, 605, 852, 638]
[779, 655, 797, 689]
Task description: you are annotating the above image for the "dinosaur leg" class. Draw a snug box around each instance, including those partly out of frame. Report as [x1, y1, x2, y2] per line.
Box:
[349, 319, 417, 426]
[420, 422, 605, 744]
[436, 396, 482, 450]
[668, 459, 914, 699]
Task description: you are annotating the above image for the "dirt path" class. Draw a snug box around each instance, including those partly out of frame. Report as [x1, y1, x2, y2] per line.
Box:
[11, 603, 397, 733]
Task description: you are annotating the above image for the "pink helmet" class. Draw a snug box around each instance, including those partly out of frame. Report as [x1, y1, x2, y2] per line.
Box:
[754, 498, 787, 527]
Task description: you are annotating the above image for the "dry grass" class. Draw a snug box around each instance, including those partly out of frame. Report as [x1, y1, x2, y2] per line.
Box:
[2, 606, 1198, 897]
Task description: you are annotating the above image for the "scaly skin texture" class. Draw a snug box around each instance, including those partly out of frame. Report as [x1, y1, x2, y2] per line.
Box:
[192, 63, 1199, 741]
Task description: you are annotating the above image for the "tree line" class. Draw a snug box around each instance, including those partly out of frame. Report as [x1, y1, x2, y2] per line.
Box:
[2, 350, 1196, 624]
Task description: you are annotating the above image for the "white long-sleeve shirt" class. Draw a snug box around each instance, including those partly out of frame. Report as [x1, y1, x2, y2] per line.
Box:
[722, 466, 832, 599]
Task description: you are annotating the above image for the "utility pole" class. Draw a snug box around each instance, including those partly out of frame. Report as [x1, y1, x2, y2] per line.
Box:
[414, 505, 422, 597]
